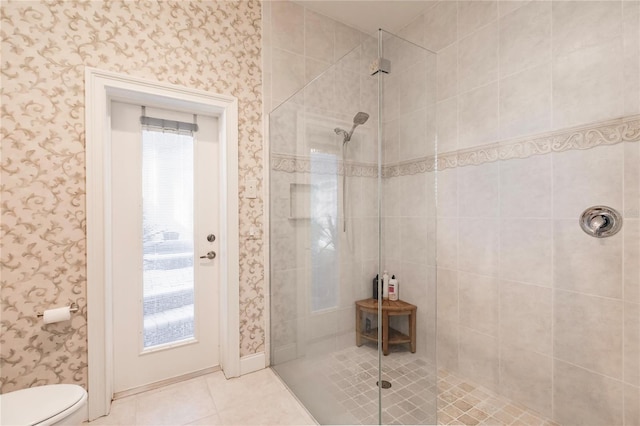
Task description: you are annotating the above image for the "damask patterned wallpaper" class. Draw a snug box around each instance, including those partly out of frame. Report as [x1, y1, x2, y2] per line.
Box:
[0, 0, 264, 393]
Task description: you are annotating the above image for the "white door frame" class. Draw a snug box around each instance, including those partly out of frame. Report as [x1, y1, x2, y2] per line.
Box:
[85, 67, 240, 420]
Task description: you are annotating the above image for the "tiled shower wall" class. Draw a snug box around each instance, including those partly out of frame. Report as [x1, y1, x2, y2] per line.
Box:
[265, 1, 440, 366]
[397, 0, 640, 147]
[265, 1, 380, 361]
[387, 1, 640, 424]
[262, 0, 367, 112]
[431, 141, 639, 425]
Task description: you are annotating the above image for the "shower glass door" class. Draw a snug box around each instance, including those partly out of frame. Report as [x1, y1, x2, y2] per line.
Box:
[378, 30, 438, 425]
[269, 29, 436, 425]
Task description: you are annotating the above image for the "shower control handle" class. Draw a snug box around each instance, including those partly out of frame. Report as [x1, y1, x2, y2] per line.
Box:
[200, 251, 216, 260]
[579, 206, 622, 238]
[588, 215, 608, 232]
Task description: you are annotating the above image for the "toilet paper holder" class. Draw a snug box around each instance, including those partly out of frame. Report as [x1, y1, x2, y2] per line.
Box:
[36, 303, 79, 318]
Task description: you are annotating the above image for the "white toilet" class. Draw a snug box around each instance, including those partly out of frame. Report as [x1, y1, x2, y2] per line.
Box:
[0, 384, 87, 425]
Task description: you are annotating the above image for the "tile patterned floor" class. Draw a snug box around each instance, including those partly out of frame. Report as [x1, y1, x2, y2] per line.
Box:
[274, 343, 559, 426]
[87, 369, 315, 425]
[437, 370, 559, 426]
[320, 345, 438, 425]
[90, 347, 559, 425]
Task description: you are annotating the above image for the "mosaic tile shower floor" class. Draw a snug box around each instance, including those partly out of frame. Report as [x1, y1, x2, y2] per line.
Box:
[274, 343, 559, 425]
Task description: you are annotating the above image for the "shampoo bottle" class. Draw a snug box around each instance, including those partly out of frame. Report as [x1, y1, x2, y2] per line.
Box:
[382, 271, 389, 299]
[372, 274, 379, 300]
[389, 275, 398, 301]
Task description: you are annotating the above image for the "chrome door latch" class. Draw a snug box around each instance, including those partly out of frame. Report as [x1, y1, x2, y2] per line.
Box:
[200, 251, 216, 260]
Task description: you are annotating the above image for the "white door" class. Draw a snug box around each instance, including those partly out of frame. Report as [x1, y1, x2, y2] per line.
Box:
[111, 101, 220, 393]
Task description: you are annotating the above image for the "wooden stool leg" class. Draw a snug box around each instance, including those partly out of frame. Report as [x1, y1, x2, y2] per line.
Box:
[356, 307, 363, 347]
[383, 310, 389, 356]
[410, 308, 416, 353]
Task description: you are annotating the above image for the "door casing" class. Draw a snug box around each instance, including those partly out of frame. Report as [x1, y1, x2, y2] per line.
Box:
[85, 67, 240, 420]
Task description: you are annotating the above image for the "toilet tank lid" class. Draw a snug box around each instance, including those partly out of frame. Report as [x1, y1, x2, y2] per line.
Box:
[1, 384, 87, 426]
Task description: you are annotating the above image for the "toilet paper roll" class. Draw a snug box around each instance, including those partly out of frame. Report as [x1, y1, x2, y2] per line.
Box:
[43, 306, 71, 324]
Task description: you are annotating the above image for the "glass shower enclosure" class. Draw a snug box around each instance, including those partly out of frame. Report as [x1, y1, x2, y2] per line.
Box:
[269, 30, 437, 425]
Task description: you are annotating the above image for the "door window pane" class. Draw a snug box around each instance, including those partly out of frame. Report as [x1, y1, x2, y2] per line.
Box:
[142, 129, 195, 349]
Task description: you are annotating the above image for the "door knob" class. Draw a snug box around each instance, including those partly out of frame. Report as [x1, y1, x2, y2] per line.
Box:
[200, 251, 216, 260]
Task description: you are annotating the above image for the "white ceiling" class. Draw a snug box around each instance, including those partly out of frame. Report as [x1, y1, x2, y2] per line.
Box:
[291, 1, 435, 35]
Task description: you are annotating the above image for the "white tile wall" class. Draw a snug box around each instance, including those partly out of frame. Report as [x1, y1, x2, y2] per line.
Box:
[554, 290, 624, 379]
[458, 23, 499, 93]
[625, 219, 640, 304]
[623, 0, 640, 116]
[499, 344, 552, 415]
[271, 1, 304, 55]
[499, 281, 552, 355]
[499, 1, 551, 78]
[624, 383, 640, 426]
[499, 219, 552, 286]
[424, 1, 457, 52]
[457, 218, 500, 276]
[624, 302, 640, 387]
[552, 38, 625, 128]
[499, 155, 551, 218]
[458, 272, 499, 336]
[457, 162, 499, 217]
[458, 1, 497, 40]
[553, 360, 624, 426]
[420, 0, 637, 153]
[436, 97, 458, 154]
[553, 219, 623, 299]
[499, 64, 551, 139]
[625, 141, 640, 218]
[458, 83, 500, 149]
[426, 137, 637, 422]
[458, 327, 499, 391]
[553, 143, 624, 219]
[305, 10, 335, 62]
[436, 43, 458, 102]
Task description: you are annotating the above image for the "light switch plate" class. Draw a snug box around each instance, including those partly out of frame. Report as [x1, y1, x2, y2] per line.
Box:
[246, 179, 257, 199]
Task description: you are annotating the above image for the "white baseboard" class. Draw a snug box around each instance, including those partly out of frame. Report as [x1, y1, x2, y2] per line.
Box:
[240, 352, 266, 375]
[113, 366, 220, 399]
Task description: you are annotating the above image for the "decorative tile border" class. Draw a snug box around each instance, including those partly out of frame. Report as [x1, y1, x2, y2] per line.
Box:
[271, 153, 378, 177]
[272, 115, 640, 177]
[386, 114, 640, 177]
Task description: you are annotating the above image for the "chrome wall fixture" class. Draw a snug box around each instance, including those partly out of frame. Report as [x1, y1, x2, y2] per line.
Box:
[579, 206, 623, 238]
[335, 112, 370, 232]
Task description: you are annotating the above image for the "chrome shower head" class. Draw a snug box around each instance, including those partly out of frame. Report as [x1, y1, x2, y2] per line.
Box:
[353, 112, 369, 126]
[335, 112, 370, 143]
